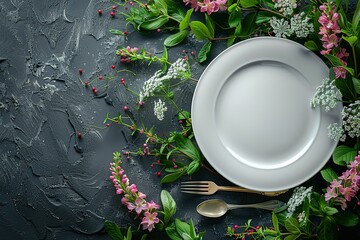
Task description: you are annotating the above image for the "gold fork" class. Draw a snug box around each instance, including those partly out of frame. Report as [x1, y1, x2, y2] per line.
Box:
[181, 181, 288, 197]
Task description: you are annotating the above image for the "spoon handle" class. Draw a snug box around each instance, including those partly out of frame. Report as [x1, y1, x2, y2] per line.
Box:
[227, 200, 284, 211]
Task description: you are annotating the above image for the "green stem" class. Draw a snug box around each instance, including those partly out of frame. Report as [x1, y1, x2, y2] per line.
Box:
[352, 45, 358, 77]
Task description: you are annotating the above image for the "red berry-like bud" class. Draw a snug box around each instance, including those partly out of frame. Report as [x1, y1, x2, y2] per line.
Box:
[157, 171, 161, 177]
[156, 28, 160, 32]
[110, 11, 115, 17]
[123, 31, 128, 35]
[106, 123, 110, 127]
[79, 69, 83, 74]
[99, 75, 103, 80]
[112, 5, 117, 10]
[123, 105, 129, 111]
[84, 81, 89, 86]
[92, 86, 96, 91]
[93, 89, 98, 94]
[97, 9, 102, 15]
[150, 164, 154, 168]
[121, 78, 125, 85]
[111, 65, 116, 69]
[77, 132, 82, 138]
[157, 160, 161, 164]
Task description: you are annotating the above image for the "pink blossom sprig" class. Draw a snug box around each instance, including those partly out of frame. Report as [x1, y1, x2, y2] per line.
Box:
[325, 152, 360, 210]
[110, 152, 160, 232]
[183, 0, 227, 15]
[318, 2, 349, 79]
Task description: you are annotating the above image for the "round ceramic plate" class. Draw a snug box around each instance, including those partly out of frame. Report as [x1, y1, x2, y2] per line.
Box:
[191, 37, 342, 192]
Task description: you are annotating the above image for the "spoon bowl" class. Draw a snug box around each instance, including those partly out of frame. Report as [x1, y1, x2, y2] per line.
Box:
[196, 199, 285, 218]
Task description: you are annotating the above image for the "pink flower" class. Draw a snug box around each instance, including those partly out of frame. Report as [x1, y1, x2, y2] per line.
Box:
[325, 186, 338, 201]
[334, 67, 347, 79]
[127, 198, 147, 215]
[321, 34, 339, 49]
[146, 200, 160, 211]
[141, 211, 160, 232]
[340, 187, 356, 202]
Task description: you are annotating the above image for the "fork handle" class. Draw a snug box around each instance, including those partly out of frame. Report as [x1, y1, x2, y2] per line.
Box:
[217, 186, 288, 197]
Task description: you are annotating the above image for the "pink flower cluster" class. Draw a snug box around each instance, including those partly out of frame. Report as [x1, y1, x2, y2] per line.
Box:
[183, 0, 227, 15]
[325, 152, 360, 210]
[110, 152, 160, 232]
[318, 2, 349, 79]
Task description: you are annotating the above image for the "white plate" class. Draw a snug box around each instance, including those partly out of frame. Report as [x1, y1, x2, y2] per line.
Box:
[191, 37, 342, 192]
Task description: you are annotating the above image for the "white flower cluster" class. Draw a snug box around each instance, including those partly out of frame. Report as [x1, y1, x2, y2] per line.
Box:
[274, 0, 297, 16]
[139, 58, 188, 102]
[328, 123, 346, 142]
[342, 101, 360, 139]
[287, 186, 313, 216]
[297, 211, 306, 226]
[290, 12, 314, 38]
[139, 70, 166, 102]
[167, 58, 187, 79]
[270, 17, 293, 38]
[269, 0, 314, 39]
[310, 78, 342, 112]
[153, 99, 167, 121]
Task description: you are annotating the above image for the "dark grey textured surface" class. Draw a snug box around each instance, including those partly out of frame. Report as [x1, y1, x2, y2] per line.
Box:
[0, 0, 359, 240]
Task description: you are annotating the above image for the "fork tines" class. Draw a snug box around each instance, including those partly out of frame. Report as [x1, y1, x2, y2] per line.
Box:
[181, 181, 210, 195]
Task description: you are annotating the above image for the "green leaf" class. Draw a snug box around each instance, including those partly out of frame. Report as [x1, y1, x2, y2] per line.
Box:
[197, 41, 212, 63]
[140, 16, 169, 30]
[140, 234, 148, 240]
[154, 0, 168, 14]
[335, 75, 356, 100]
[304, 40, 319, 51]
[228, 3, 238, 12]
[161, 190, 177, 224]
[180, 8, 193, 31]
[205, 15, 215, 38]
[284, 217, 300, 234]
[343, 36, 358, 47]
[126, 227, 132, 240]
[325, 54, 355, 76]
[317, 217, 338, 240]
[241, 12, 257, 36]
[332, 145, 357, 166]
[164, 30, 189, 47]
[323, 206, 338, 216]
[109, 29, 124, 35]
[228, 9, 241, 28]
[334, 211, 359, 227]
[178, 111, 190, 120]
[320, 167, 338, 183]
[104, 220, 123, 240]
[352, 0, 360, 32]
[190, 21, 212, 40]
[173, 133, 202, 162]
[240, 0, 259, 8]
[175, 219, 191, 239]
[352, 77, 360, 94]
[187, 161, 200, 175]
[161, 170, 185, 183]
[189, 219, 196, 239]
[284, 234, 300, 240]
[166, 223, 183, 240]
[272, 212, 279, 232]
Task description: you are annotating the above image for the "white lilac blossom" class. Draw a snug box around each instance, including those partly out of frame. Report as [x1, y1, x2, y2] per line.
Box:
[139, 58, 189, 102]
[167, 58, 187, 79]
[297, 211, 306, 226]
[290, 12, 314, 38]
[274, 0, 297, 16]
[287, 186, 313, 216]
[310, 78, 342, 112]
[342, 101, 360, 138]
[153, 99, 167, 121]
[328, 123, 346, 141]
[139, 70, 167, 102]
[269, 17, 293, 38]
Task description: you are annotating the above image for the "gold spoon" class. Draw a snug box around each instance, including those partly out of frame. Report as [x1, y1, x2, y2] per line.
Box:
[196, 199, 285, 218]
